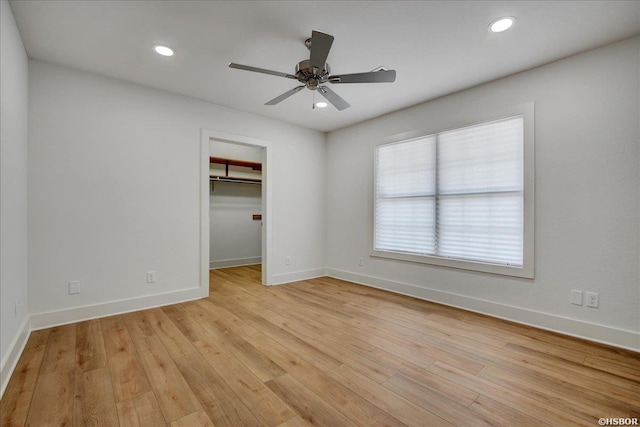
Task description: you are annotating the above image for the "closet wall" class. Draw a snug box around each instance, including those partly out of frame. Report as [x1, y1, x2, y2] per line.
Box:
[209, 142, 263, 269]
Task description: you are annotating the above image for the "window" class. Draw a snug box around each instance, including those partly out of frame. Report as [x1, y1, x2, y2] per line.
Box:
[373, 105, 534, 278]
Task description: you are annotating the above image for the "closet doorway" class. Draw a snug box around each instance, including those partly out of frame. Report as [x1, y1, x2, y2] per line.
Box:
[200, 130, 272, 295]
[208, 140, 264, 284]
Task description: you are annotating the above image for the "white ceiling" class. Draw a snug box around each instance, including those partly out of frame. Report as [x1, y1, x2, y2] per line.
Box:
[10, 1, 640, 132]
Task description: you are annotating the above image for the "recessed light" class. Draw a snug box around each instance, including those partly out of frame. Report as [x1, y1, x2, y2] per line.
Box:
[154, 45, 174, 57]
[489, 17, 515, 33]
[315, 101, 328, 108]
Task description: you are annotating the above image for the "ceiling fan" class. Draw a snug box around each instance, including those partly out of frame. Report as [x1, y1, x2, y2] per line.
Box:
[228, 30, 396, 111]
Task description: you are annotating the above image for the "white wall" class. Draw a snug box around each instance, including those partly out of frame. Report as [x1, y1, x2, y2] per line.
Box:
[0, 0, 30, 394]
[209, 142, 262, 268]
[326, 37, 640, 350]
[28, 60, 326, 326]
[209, 182, 262, 268]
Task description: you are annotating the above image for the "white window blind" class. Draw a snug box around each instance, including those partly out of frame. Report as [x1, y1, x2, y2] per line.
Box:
[375, 136, 436, 254]
[374, 116, 524, 267]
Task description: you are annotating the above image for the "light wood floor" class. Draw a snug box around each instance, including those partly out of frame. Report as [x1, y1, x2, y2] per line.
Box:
[2, 265, 639, 426]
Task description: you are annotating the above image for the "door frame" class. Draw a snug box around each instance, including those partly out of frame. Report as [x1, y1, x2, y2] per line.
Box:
[200, 129, 272, 297]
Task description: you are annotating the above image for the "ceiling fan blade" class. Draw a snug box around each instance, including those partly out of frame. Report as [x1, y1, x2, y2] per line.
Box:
[229, 63, 296, 79]
[329, 69, 396, 84]
[265, 86, 305, 105]
[309, 31, 334, 74]
[318, 86, 350, 111]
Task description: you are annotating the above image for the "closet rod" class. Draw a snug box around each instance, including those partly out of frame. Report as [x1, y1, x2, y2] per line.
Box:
[209, 176, 262, 185]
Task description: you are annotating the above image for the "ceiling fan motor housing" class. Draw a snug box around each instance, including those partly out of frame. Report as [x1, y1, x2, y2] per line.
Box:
[295, 59, 330, 89]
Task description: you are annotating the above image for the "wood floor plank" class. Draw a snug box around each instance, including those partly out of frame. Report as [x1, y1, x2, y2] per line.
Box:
[172, 302, 286, 382]
[501, 343, 640, 406]
[202, 296, 398, 427]
[581, 347, 640, 371]
[161, 304, 201, 342]
[0, 340, 47, 427]
[276, 415, 314, 427]
[470, 395, 550, 427]
[583, 354, 640, 382]
[73, 366, 120, 427]
[427, 361, 594, 427]
[383, 373, 495, 427]
[102, 315, 151, 402]
[23, 329, 51, 349]
[161, 302, 217, 344]
[143, 308, 195, 360]
[338, 316, 485, 374]
[173, 351, 262, 427]
[274, 285, 356, 322]
[116, 391, 167, 427]
[5, 266, 639, 427]
[265, 373, 355, 427]
[243, 336, 406, 427]
[323, 328, 436, 371]
[24, 368, 74, 427]
[76, 319, 108, 372]
[476, 364, 640, 419]
[169, 410, 215, 427]
[405, 317, 640, 408]
[39, 324, 76, 374]
[128, 333, 202, 423]
[121, 310, 155, 341]
[427, 312, 583, 362]
[193, 337, 295, 426]
[419, 313, 514, 349]
[327, 364, 454, 426]
[205, 298, 343, 372]
[254, 295, 345, 336]
[483, 316, 640, 366]
[290, 366, 407, 427]
[248, 301, 395, 383]
[300, 279, 443, 326]
[210, 318, 288, 381]
[320, 326, 480, 406]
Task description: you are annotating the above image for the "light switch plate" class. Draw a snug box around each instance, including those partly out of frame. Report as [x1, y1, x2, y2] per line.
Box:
[570, 290, 583, 305]
[69, 281, 80, 295]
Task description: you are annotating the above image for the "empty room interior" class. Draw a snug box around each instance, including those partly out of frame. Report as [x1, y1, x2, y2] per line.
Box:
[1, 1, 639, 426]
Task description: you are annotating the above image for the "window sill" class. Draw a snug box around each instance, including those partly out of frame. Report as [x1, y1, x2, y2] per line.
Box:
[370, 249, 534, 279]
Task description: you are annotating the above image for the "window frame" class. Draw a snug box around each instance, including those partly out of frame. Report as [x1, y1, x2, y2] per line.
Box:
[370, 102, 535, 279]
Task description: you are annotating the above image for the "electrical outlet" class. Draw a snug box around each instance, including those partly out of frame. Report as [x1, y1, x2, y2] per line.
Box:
[69, 281, 80, 295]
[586, 292, 599, 308]
[570, 290, 583, 305]
[147, 271, 156, 283]
[358, 257, 364, 267]
[285, 256, 291, 265]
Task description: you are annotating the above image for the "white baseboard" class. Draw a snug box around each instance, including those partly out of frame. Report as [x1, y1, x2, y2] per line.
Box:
[1, 316, 31, 398]
[269, 268, 327, 286]
[210, 257, 262, 270]
[326, 268, 640, 352]
[30, 287, 203, 331]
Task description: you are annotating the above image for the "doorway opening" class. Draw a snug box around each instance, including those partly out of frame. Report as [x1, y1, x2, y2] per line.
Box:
[209, 143, 262, 267]
[200, 130, 271, 296]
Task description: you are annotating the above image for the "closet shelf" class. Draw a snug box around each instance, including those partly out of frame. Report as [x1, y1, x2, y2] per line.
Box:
[210, 156, 262, 171]
[209, 156, 262, 185]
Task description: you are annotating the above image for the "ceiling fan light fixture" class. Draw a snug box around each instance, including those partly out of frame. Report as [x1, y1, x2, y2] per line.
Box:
[489, 17, 515, 33]
[154, 44, 175, 57]
[315, 101, 328, 108]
